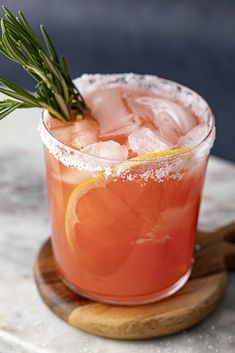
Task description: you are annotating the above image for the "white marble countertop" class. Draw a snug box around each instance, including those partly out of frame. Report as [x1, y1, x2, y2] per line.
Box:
[0, 104, 234, 353]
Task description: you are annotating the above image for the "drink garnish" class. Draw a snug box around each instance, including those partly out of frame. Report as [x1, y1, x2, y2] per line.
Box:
[65, 147, 190, 251]
[0, 6, 90, 122]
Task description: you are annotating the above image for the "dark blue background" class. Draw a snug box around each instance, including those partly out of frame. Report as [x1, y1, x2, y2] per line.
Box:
[1, 1, 234, 161]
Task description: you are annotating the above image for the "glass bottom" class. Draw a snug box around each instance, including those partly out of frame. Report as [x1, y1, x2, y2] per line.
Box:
[59, 268, 192, 306]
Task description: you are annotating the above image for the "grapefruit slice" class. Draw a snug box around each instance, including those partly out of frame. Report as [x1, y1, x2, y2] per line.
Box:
[65, 147, 189, 275]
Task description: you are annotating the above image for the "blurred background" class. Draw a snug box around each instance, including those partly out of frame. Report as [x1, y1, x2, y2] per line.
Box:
[0, 0, 234, 161]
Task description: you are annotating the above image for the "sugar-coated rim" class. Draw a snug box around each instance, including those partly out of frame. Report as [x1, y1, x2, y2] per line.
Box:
[39, 73, 215, 167]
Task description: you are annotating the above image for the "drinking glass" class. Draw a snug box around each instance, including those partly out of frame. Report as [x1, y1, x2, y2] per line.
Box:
[40, 74, 215, 304]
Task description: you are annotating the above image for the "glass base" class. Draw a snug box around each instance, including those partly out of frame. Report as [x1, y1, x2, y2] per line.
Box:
[60, 268, 192, 306]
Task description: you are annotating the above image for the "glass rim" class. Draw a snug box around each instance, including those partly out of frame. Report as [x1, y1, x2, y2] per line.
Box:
[40, 73, 215, 164]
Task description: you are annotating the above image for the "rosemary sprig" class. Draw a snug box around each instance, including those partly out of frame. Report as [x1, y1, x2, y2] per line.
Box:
[0, 6, 90, 122]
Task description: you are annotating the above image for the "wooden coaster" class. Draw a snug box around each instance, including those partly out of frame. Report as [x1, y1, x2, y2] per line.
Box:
[34, 223, 235, 340]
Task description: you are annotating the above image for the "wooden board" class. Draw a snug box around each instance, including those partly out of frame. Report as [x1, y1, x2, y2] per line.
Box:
[34, 223, 235, 340]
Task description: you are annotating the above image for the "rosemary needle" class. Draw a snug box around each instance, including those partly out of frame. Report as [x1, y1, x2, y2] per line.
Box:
[0, 6, 90, 122]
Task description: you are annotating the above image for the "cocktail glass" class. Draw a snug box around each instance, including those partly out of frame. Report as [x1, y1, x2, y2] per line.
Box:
[40, 74, 215, 305]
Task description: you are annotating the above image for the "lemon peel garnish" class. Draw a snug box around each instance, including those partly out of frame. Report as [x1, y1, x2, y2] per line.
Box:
[132, 147, 190, 161]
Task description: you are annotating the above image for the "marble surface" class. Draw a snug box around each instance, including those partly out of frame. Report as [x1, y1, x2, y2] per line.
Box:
[0, 105, 235, 353]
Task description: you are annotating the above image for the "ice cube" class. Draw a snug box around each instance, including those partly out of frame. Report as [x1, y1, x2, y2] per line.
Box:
[128, 127, 171, 155]
[51, 122, 75, 146]
[43, 110, 64, 129]
[124, 94, 154, 121]
[71, 119, 98, 149]
[169, 101, 198, 134]
[177, 123, 210, 148]
[86, 88, 141, 135]
[108, 116, 141, 136]
[134, 96, 198, 138]
[51, 119, 98, 149]
[154, 111, 182, 145]
[123, 94, 180, 145]
[82, 140, 128, 160]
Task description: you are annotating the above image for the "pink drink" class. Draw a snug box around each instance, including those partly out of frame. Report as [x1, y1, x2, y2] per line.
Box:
[41, 74, 215, 304]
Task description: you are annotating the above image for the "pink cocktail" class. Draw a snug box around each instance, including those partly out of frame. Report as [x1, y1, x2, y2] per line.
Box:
[40, 74, 215, 304]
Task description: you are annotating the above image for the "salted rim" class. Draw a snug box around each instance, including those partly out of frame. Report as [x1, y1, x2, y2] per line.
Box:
[39, 73, 215, 168]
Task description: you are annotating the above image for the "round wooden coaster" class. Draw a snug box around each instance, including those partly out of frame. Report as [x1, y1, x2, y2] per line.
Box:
[34, 224, 235, 339]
